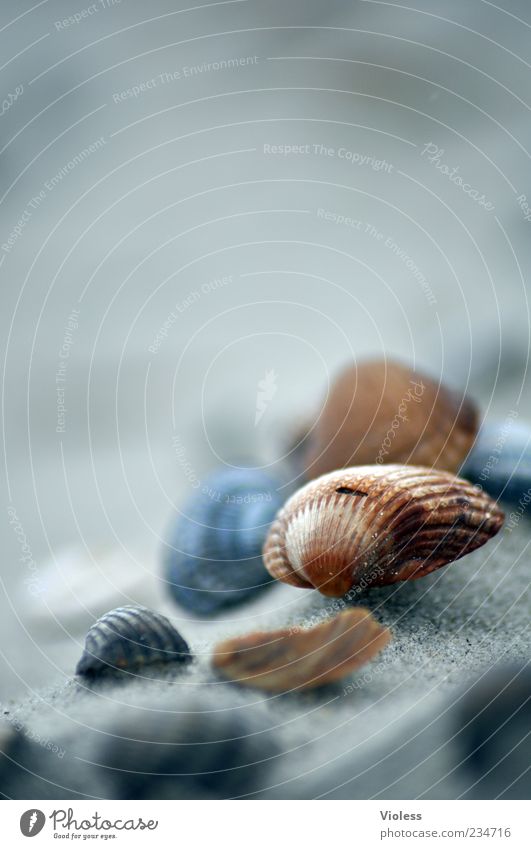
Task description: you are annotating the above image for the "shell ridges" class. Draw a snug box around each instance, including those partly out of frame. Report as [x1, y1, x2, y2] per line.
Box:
[76, 605, 191, 677]
[263, 465, 505, 597]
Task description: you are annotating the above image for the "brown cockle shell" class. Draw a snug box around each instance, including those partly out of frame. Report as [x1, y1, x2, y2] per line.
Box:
[302, 359, 478, 478]
[263, 465, 504, 597]
[212, 608, 390, 692]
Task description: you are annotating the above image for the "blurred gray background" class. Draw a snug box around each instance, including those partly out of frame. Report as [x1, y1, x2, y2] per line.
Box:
[1, 0, 530, 732]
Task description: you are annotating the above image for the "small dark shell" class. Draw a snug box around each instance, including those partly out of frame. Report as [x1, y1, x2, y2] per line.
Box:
[263, 465, 504, 597]
[164, 468, 289, 614]
[302, 359, 478, 479]
[461, 421, 531, 505]
[76, 605, 191, 677]
[212, 608, 391, 692]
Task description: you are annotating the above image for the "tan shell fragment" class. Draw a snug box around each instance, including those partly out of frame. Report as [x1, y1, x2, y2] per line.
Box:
[302, 359, 478, 478]
[212, 608, 390, 692]
[263, 465, 504, 597]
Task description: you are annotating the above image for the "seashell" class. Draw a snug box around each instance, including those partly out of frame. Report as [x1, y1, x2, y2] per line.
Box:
[18, 544, 178, 689]
[263, 465, 504, 597]
[460, 420, 531, 506]
[302, 359, 478, 479]
[212, 608, 391, 692]
[163, 468, 289, 614]
[76, 605, 191, 677]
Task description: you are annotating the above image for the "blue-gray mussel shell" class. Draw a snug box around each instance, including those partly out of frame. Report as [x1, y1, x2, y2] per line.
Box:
[76, 605, 191, 677]
[163, 468, 288, 614]
[461, 420, 531, 506]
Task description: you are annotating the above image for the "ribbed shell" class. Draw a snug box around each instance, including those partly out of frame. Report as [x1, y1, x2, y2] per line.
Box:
[76, 605, 191, 676]
[263, 465, 505, 597]
[302, 360, 478, 478]
[212, 608, 390, 692]
[164, 468, 289, 614]
[461, 421, 531, 505]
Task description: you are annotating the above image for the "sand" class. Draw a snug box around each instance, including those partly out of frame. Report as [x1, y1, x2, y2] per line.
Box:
[2, 510, 529, 799]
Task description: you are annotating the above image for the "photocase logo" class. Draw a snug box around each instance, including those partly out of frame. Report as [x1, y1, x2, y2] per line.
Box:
[254, 369, 278, 426]
[20, 810, 45, 837]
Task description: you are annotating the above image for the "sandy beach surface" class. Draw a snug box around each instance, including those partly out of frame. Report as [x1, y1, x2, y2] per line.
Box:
[2, 457, 529, 798]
